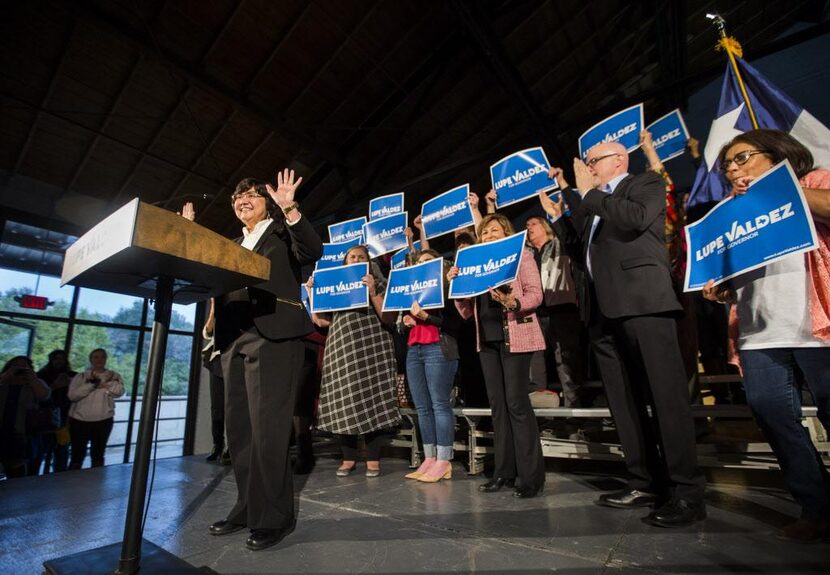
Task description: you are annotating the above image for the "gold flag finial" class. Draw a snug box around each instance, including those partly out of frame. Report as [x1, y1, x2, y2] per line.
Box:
[717, 36, 744, 58]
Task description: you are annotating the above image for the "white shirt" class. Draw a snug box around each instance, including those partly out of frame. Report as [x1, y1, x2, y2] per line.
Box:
[733, 253, 829, 350]
[68, 369, 125, 421]
[240, 214, 302, 251]
[587, 173, 628, 278]
[241, 218, 274, 251]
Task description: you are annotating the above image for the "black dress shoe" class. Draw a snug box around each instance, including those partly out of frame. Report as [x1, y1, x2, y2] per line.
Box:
[205, 446, 222, 462]
[220, 449, 231, 466]
[595, 488, 658, 509]
[513, 484, 543, 498]
[246, 522, 295, 551]
[644, 498, 706, 527]
[478, 477, 516, 493]
[209, 519, 245, 536]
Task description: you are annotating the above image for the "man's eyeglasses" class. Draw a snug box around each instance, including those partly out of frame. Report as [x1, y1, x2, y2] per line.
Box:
[586, 153, 620, 167]
[720, 149, 768, 172]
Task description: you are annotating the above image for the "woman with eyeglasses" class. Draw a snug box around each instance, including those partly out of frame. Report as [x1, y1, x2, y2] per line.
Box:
[309, 245, 401, 478]
[703, 129, 830, 543]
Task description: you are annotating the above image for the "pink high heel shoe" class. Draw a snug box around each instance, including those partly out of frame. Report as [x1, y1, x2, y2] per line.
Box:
[417, 460, 452, 483]
[405, 457, 435, 480]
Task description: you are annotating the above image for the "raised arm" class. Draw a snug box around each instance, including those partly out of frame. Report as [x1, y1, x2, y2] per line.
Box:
[267, 170, 323, 265]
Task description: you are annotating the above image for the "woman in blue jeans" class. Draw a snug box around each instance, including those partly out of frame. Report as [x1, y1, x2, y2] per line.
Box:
[704, 129, 830, 543]
[403, 249, 460, 483]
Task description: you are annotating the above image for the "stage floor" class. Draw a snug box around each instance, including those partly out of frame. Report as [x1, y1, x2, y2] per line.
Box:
[1, 454, 826, 574]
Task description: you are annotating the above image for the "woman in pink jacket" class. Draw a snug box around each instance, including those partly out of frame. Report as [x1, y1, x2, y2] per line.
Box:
[449, 214, 547, 497]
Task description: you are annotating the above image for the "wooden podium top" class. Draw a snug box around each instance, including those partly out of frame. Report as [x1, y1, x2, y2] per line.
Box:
[61, 199, 270, 304]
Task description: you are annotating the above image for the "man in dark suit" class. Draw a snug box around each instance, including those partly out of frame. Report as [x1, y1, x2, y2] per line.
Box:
[542, 142, 705, 527]
[208, 169, 323, 550]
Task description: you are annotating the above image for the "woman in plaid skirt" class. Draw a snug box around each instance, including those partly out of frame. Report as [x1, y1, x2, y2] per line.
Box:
[308, 245, 401, 477]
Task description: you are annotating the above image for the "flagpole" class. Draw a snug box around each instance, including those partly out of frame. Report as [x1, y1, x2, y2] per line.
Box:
[707, 13, 760, 129]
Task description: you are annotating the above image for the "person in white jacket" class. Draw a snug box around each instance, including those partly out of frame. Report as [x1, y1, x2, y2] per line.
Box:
[68, 348, 124, 469]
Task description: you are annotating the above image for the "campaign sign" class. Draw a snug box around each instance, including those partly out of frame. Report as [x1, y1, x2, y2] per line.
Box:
[646, 109, 689, 163]
[315, 237, 362, 270]
[490, 147, 558, 208]
[369, 193, 404, 221]
[301, 284, 311, 312]
[363, 212, 408, 258]
[382, 257, 445, 312]
[328, 217, 366, 243]
[578, 103, 644, 160]
[449, 231, 528, 298]
[391, 240, 421, 270]
[421, 184, 476, 239]
[310, 262, 369, 313]
[684, 160, 818, 292]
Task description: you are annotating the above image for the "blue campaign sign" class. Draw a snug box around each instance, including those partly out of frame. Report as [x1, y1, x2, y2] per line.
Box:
[301, 284, 311, 313]
[684, 160, 818, 291]
[315, 237, 362, 270]
[646, 109, 689, 163]
[490, 147, 558, 208]
[391, 240, 421, 270]
[362, 212, 408, 258]
[310, 262, 369, 313]
[382, 257, 445, 312]
[449, 231, 528, 298]
[328, 217, 366, 243]
[369, 193, 404, 221]
[578, 103, 644, 160]
[421, 184, 476, 239]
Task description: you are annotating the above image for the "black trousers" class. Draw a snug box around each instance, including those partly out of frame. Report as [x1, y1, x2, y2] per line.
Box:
[338, 430, 386, 461]
[589, 310, 705, 501]
[68, 417, 114, 469]
[221, 328, 304, 530]
[530, 305, 586, 406]
[207, 356, 225, 449]
[479, 341, 545, 489]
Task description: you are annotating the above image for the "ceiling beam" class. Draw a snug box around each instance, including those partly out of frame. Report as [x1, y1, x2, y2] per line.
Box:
[71, 0, 348, 169]
[65, 54, 144, 192]
[449, 0, 565, 159]
[12, 19, 77, 175]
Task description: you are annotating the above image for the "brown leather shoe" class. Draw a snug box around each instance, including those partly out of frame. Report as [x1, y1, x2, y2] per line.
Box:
[776, 517, 829, 543]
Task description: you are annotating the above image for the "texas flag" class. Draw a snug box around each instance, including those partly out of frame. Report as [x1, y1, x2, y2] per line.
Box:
[688, 56, 830, 208]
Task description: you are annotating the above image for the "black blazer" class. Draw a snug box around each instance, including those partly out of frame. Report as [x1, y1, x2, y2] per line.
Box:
[551, 172, 681, 322]
[215, 215, 323, 351]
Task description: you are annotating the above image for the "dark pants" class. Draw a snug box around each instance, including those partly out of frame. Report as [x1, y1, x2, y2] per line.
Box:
[590, 311, 705, 501]
[68, 417, 114, 469]
[294, 340, 321, 461]
[222, 328, 303, 530]
[207, 356, 225, 449]
[42, 433, 69, 473]
[479, 341, 545, 489]
[741, 348, 830, 520]
[338, 430, 386, 461]
[530, 305, 586, 406]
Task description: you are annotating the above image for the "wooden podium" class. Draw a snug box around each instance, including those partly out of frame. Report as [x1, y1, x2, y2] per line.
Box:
[44, 199, 270, 575]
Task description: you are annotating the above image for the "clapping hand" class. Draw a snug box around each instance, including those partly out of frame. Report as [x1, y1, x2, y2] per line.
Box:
[538, 191, 564, 219]
[178, 202, 196, 221]
[573, 158, 598, 196]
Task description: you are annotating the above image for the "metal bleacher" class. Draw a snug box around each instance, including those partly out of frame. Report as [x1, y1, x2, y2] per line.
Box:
[391, 376, 828, 474]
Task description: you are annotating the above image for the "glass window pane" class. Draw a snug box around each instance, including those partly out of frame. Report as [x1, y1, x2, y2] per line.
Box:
[0, 268, 75, 318]
[77, 288, 144, 325]
[0, 318, 68, 369]
[145, 301, 197, 332]
[69, 325, 140, 395]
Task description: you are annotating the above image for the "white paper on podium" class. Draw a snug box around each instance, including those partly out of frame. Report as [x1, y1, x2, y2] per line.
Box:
[61, 198, 140, 286]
